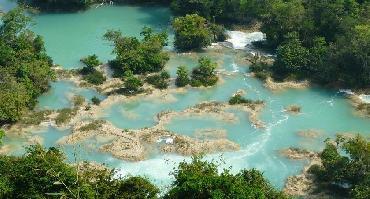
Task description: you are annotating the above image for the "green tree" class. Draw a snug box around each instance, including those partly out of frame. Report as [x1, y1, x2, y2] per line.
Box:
[124, 71, 143, 93]
[309, 134, 370, 199]
[0, 145, 159, 198]
[104, 27, 169, 75]
[175, 66, 190, 87]
[80, 54, 106, 85]
[146, 71, 170, 89]
[273, 33, 309, 78]
[0, 8, 54, 123]
[81, 54, 101, 70]
[172, 14, 212, 51]
[191, 57, 218, 87]
[165, 156, 288, 199]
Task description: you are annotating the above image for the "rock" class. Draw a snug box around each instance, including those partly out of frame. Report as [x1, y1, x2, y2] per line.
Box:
[285, 105, 301, 114]
[264, 77, 309, 91]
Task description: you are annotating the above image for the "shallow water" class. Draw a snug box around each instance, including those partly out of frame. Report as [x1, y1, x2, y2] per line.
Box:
[37, 80, 106, 110]
[1, 0, 369, 190]
[31, 4, 171, 68]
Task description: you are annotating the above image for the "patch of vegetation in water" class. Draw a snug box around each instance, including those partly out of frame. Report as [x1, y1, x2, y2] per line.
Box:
[18, 110, 53, 126]
[104, 27, 169, 76]
[78, 120, 105, 132]
[190, 57, 218, 87]
[145, 71, 170, 89]
[55, 108, 77, 125]
[229, 94, 264, 107]
[79, 54, 106, 85]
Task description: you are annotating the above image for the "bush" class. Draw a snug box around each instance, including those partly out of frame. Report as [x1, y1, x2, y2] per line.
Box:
[72, 95, 85, 107]
[124, 71, 143, 93]
[209, 23, 227, 42]
[81, 54, 101, 68]
[165, 156, 288, 198]
[78, 120, 105, 131]
[84, 70, 106, 85]
[79, 55, 106, 85]
[176, 66, 190, 87]
[0, 8, 54, 123]
[229, 94, 264, 106]
[146, 71, 170, 89]
[172, 14, 212, 51]
[0, 145, 160, 198]
[55, 108, 77, 125]
[190, 57, 218, 87]
[104, 27, 169, 75]
[91, 96, 101, 105]
[19, 110, 52, 126]
[249, 55, 272, 80]
[309, 135, 370, 198]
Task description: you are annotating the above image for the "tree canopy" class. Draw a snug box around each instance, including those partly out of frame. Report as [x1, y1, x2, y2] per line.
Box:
[0, 8, 54, 123]
[309, 134, 370, 199]
[0, 145, 159, 199]
[191, 57, 218, 87]
[0, 146, 289, 199]
[172, 14, 212, 51]
[104, 27, 169, 76]
[165, 156, 288, 199]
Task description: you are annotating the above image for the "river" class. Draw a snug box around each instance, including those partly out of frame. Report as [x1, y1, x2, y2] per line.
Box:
[1, 0, 369, 190]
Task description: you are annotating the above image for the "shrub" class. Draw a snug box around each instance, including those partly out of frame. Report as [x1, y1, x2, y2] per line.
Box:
[229, 94, 264, 110]
[84, 70, 106, 85]
[309, 135, 370, 198]
[165, 156, 288, 198]
[172, 14, 212, 51]
[146, 71, 170, 89]
[55, 108, 77, 125]
[124, 71, 143, 93]
[81, 54, 101, 68]
[191, 57, 218, 87]
[91, 96, 101, 105]
[0, 145, 160, 198]
[19, 110, 52, 126]
[176, 66, 190, 87]
[104, 27, 169, 75]
[78, 120, 105, 132]
[209, 23, 227, 42]
[72, 95, 85, 107]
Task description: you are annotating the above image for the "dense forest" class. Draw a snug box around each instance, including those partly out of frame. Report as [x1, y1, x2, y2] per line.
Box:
[169, 0, 370, 88]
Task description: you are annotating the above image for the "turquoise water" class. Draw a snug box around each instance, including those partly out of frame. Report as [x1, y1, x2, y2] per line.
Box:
[31, 4, 171, 68]
[1, 0, 369, 190]
[0, 0, 16, 12]
[37, 80, 106, 110]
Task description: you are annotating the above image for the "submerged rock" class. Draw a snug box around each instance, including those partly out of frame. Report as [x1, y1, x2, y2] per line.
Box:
[297, 130, 322, 138]
[264, 77, 309, 91]
[279, 148, 316, 160]
[285, 105, 302, 114]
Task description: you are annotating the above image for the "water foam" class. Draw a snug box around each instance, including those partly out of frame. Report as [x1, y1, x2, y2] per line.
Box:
[226, 31, 265, 50]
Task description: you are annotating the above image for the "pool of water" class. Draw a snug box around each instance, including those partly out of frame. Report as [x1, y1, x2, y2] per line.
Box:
[1, 0, 369, 190]
[37, 80, 106, 110]
[31, 4, 171, 69]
